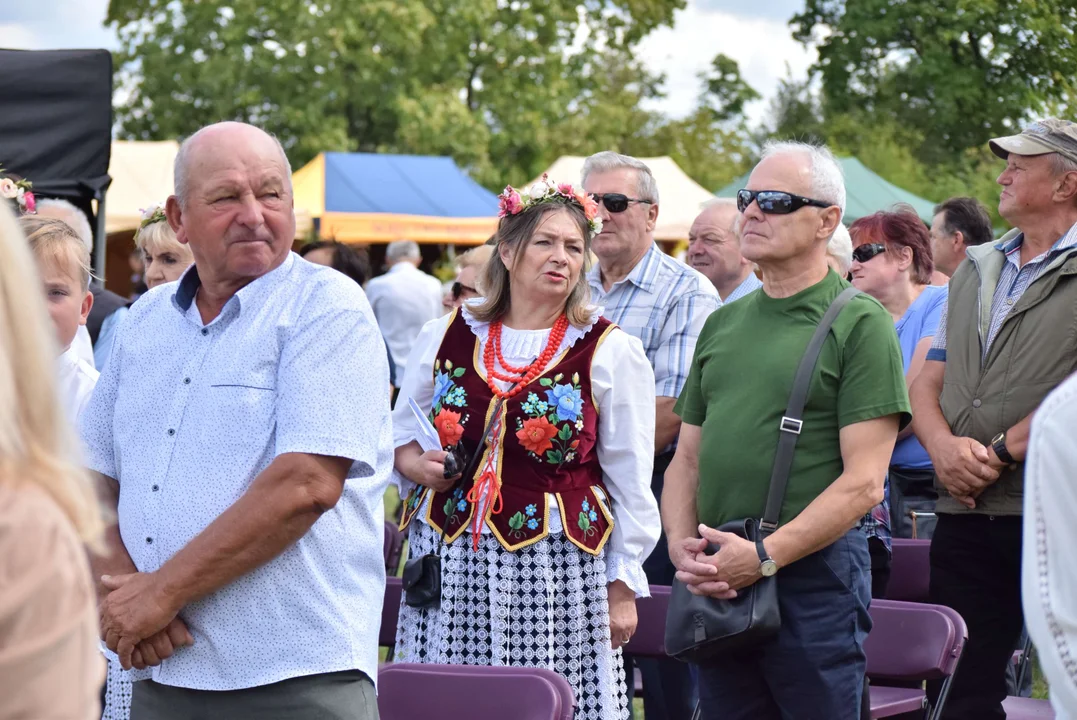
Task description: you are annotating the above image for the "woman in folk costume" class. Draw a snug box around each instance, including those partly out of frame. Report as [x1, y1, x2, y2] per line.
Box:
[391, 176, 661, 719]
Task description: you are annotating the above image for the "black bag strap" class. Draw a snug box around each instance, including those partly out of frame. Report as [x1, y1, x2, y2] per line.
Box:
[760, 286, 861, 532]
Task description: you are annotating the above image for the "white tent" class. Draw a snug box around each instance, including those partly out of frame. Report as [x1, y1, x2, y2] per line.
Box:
[532, 156, 717, 241]
[105, 140, 179, 234]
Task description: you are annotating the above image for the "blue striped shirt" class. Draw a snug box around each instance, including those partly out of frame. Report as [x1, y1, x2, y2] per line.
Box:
[928, 223, 1077, 363]
[723, 272, 763, 305]
[588, 242, 720, 398]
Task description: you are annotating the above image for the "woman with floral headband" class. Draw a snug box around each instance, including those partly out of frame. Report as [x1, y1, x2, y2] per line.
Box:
[135, 203, 194, 289]
[391, 176, 660, 720]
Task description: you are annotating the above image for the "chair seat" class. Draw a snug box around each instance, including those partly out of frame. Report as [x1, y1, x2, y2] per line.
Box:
[1002, 696, 1055, 719]
[869, 686, 926, 718]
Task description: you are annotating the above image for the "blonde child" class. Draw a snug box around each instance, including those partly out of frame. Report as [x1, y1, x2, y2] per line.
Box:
[135, 203, 194, 289]
[19, 217, 99, 423]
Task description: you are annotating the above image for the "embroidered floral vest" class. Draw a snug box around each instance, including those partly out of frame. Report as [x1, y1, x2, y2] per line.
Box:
[399, 310, 617, 555]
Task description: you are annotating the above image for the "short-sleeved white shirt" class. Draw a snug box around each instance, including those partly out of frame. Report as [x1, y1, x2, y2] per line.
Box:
[80, 253, 393, 691]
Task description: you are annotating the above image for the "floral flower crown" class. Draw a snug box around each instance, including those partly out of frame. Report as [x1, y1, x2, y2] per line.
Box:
[0, 165, 36, 214]
[138, 203, 168, 230]
[497, 174, 602, 237]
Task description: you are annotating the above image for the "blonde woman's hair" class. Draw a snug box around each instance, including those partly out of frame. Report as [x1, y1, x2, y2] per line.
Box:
[456, 244, 494, 270]
[135, 217, 192, 262]
[0, 204, 103, 544]
[470, 203, 594, 327]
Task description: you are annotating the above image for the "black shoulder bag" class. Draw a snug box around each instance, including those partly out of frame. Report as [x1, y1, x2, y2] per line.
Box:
[665, 286, 861, 663]
[402, 398, 506, 609]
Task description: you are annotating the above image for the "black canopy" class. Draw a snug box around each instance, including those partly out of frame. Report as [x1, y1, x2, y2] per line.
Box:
[0, 48, 113, 259]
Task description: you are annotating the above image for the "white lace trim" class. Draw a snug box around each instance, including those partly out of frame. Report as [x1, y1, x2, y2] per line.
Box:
[605, 551, 650, 598]
[460, 302, 602, 361]
[102, 654, 132, 720]
[395, 521, 630, 720]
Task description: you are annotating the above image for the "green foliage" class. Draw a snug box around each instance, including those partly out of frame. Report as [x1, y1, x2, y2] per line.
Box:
[791, 0, 1077, 164]
[108, 0, 692, 189]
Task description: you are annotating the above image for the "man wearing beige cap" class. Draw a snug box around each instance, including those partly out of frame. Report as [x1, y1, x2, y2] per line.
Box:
[910, 117, 1077, 718]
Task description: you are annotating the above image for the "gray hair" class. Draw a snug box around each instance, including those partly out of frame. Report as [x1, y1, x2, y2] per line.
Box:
[386, 239, 421, 263]
[581, 151, 660, 204]
[760, 140, 846, 218]
[1052, 152, 1077, 177]
[826, 223, 853, 275]
[174, 123, 293, 206]
[33, 198, 93, 253]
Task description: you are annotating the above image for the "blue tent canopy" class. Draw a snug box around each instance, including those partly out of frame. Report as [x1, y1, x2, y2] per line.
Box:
[321, 152, 498, 216]
[293, 152, 500, 243]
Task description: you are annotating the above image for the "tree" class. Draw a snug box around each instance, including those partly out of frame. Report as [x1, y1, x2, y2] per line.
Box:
[791, 0, 1077, 163]
[107, 0, 688, 188]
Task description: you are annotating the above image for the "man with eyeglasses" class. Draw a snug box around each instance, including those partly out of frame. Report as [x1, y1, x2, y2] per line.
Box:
[910, 118, 1077, 719]
[664, 141, 909, 719]
[582, 150, 719, 720]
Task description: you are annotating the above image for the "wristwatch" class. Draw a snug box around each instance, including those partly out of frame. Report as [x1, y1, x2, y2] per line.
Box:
[991, 431, 1016, 465]
[756, 539, 779, 577]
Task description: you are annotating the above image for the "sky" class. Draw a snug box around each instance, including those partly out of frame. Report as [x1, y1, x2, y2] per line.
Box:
[0, 0, 815, 127]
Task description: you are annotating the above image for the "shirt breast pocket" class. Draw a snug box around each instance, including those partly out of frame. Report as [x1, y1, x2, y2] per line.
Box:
[207, 370, 278, 447]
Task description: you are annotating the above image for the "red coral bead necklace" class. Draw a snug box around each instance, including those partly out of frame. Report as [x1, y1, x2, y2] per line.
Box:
[484, 314, 569, 399]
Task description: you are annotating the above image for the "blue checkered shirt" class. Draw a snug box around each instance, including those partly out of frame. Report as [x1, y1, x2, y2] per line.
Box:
[723, 272, 763, 305]
[588, 242, 720, 399]
[928, 224, 1077, 363]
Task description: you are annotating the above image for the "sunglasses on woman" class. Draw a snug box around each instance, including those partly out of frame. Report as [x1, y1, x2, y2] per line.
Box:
[736, 189, 833, 215]
[452, 281, 478, 300]
[591, 193, 654, 214]
[851, 243, 887, 264]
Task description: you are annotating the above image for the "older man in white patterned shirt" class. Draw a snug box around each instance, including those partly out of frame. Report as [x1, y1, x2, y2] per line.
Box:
[583, 151, 720, 720]
[82, 122, 391, 720]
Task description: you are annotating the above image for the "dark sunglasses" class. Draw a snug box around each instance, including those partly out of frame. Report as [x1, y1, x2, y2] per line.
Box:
[852, 243, 887, 264]
[591, 193, 653, 214]
[736, 189, 833, 215]
[452, 281, 478, 300]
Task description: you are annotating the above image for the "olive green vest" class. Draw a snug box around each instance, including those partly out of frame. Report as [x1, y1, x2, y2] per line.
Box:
[937, 234, 1077, 515]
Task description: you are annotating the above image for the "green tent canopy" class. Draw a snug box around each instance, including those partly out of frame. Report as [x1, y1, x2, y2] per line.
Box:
[715, 157, 937, 224]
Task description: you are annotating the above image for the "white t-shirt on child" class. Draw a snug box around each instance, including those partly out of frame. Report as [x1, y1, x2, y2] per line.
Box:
[56, 346, 99, 425]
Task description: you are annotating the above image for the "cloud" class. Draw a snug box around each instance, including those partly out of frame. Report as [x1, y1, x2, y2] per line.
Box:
[693, 0, 806, 20]
[637, 1, 816, 125]
[0, 0, 117, 51]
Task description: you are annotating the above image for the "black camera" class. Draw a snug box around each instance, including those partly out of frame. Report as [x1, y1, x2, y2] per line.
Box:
[442, 442, 468, 479]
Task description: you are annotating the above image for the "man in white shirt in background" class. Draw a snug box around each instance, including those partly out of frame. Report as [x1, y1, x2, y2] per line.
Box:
[686, 199, 762, 304]
[365, 239, 444, 378]
[1022, 370, 1077, 719]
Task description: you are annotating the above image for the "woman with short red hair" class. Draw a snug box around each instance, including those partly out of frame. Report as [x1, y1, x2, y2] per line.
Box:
[849, 207, 948, 596]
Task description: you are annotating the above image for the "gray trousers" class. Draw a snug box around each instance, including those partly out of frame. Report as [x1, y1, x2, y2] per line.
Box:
[130, 670, 377, 720]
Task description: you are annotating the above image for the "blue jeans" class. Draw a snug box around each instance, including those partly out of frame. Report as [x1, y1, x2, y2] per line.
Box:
[695, 529, 872, 720]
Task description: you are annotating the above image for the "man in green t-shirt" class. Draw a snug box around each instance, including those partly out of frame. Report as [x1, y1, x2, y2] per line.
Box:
[664, 141, 911, 720]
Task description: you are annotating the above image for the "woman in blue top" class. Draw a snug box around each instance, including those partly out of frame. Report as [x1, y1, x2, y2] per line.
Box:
[850, 208, 948, 596]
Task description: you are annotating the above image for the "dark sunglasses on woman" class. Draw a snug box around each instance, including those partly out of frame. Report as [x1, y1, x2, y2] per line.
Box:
[591, 193, 653, 214]
[452, 281, 478, 300]
[851, 243, 887, 264]
[736, 189, 833, 215]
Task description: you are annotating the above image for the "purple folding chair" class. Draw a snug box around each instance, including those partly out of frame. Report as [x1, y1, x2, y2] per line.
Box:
[886, 538, 932, 603]
[378, 663, 576, 720]
[379, 577, 402, 661]
[383, 520, 405, 576]
[623, 585, 671, 700]
[866, 599, 967, 720]
[624, 584, 670, 658]
[1002, 696, 1055, 719]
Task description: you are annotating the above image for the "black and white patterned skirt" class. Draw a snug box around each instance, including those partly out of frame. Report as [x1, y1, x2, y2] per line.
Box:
[395, 520, 631, 720]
